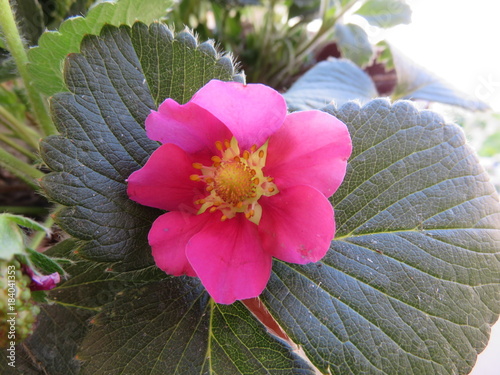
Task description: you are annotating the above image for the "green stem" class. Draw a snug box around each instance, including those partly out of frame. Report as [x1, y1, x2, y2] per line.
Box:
[0, 132, 38, 160]
[0, 0, 57, 136]
[0, 206, 49, 215]
[30, 205, 61, 250]
[0, 147, 43, 189]
[0, 106, 41, 149]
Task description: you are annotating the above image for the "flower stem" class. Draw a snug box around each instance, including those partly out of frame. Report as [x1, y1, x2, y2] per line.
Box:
[0, 105, 41, 150]
[29, 205, 61, 250]
[0, 147, 43, 190]
[0, 206, 49, 215]
[0, 132, 38, 160]
[0, 0, 57, 136]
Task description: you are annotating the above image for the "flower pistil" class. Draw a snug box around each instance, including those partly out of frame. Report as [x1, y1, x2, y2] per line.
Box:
[190, 136, 278, 224]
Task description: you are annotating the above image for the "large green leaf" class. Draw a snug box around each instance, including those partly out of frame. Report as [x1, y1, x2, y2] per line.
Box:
[391, 47, 489, 111]
[0, 304, 94, 375]
[261, 99, 500, 374]
[283, 58, 377, 111]
[39, 23, 240, 270]
[355, 0, 412, 28]
[78, 279, 315, 374]
[27, 0, 173, 97]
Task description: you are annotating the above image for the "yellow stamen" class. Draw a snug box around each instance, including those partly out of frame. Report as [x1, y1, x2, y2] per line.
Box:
[192, 163, 203, 169]
[190, 174, 200, 181]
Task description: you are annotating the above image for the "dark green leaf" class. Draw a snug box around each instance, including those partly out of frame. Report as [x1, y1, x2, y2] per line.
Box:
[28, 0, 174, 97]
[131, 22, 242, 106]
[26, 247, 66, 275]
[391, 47, 489, 111]
[0, 304, 94, 375]
[355, 0, 412, 28]
[45, 238, 165, 309]
[40, 23, 241, 270]
[12, 0, 45, 45]
[79, 279, 315, 374]
[262, 99, 500, 374]
[334, 23, 373, 67]
[283, 58, 377, 111]
[0, 52, 17, 83]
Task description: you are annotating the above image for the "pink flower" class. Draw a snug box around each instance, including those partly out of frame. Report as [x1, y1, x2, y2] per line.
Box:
[127, 80, 352, 304]
[22, 265, 60, 291]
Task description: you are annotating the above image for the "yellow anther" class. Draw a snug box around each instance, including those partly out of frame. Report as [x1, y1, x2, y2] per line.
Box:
[210, 206, 218, 213]
[190, 174, 201, 181]
[211, 156, 221, 163]
[268, 187, 275, 193]
[253, 178, 260, 185]
[250, 145, 257, 152]
[259, 150, 265, 158]
[236, 201, 243, 208]
[221, 215, 228, 222]
[215, 141, 223, 151]
[192, 162, 204, 169]
[242, 150, 250, 160]
[206, 186, 214, 192]
[233, 156, 240, 162]
[224, 139, 231, 149]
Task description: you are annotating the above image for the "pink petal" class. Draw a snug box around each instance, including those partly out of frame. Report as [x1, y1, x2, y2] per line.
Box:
[259, 185, 335, 264]
[186, 214, 272, 304]
[190, 80, 287, 150]
[127, 143, 204, 212]
[264, 110, 352, 197]
[146, 99, 232, 155]
[149, 212, 212, 277]
[29, 272, 60, 291]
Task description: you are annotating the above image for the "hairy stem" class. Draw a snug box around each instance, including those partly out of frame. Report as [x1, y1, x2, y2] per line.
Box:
[0, 132, 37, 160]
[0, 147, 43, 189]
[0, 105, 41, 149]
[30, 205, 61, 250]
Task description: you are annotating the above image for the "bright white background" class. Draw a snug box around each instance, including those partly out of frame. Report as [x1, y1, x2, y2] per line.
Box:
[384, 0, 500, 112]
[382, 1, 500, 374]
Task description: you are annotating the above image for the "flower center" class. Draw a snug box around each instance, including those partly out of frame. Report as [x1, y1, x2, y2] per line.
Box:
[190, 137, 278, 225]
[214, 161, 256, 204]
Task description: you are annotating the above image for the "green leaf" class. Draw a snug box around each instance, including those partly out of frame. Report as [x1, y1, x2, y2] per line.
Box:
[39, 23, 241, 270]
[391, 47, 490, 111]
[262, 99, 500, 374]
[1, 213, 49, 233]
[78, 279, 316, 374]
[0, 215, 25, 260]
[12, 0, 45, 45]
[131, 22, 241, 106]
[355, 0, 412, 28]
[480, 131, 500, 157]
[334, 22, 373, 67]
[0, 304, 94, 375]
[28, 0, 173, 97]
[45, 238, 165, 309]
[283, 58, 377, 111]
[26, 247, 66, 276]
